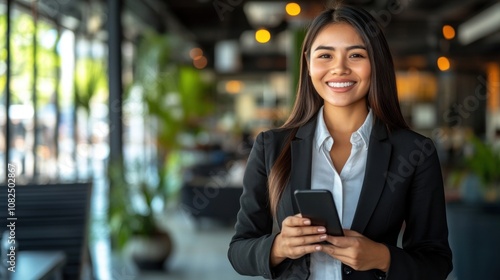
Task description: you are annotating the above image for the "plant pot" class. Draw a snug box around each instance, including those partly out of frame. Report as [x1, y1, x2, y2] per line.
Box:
[459, 174, 483, 204]
[125, 231, 173, 271]
[484, 182, 500, 204]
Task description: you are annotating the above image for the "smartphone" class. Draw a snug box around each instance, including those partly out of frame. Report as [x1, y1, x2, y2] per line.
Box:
[294, 189, 344, 236]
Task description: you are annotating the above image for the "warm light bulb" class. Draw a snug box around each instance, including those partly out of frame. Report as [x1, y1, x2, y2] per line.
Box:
[255, 29, 271, 43]
[286, 3, 301, 16]
[442, 25, 455, 40]
[189, 47, 203, 60]
[193, 56, 207, 69]
[225, 80, 243, 94]
[437, 56, 450, 71]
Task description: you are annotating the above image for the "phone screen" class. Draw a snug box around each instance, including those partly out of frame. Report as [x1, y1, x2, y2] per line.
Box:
[294, 189, 344, 236]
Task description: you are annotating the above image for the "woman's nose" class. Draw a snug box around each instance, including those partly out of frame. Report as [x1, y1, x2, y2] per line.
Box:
[329, 57, 349, 75]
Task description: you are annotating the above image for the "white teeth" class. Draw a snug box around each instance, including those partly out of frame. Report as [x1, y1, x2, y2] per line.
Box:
[327, 82, 355, 88]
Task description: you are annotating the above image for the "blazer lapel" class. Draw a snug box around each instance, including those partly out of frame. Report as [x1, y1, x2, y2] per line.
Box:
[351, 120, 392, 233]
[288, 118, 317, 214]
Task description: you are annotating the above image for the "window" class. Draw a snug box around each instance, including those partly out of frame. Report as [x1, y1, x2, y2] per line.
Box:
[10, 5, 35, 181]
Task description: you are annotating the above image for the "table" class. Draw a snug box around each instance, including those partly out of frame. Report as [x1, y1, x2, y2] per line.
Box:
[9, 251, 66, 280]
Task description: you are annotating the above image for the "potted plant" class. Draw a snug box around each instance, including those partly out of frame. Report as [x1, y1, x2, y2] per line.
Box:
[107, 30, 214, 270]
[108, 161, 173, 270]
[462, 135, 500, 203]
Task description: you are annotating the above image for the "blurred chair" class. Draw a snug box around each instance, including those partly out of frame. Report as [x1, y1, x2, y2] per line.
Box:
[181, 182, 242, 226]
[180, 162, 243, 227]
[0, 182, 93, 280]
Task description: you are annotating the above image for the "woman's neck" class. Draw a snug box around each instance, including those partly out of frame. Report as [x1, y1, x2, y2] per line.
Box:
[323, 103, 369, 136]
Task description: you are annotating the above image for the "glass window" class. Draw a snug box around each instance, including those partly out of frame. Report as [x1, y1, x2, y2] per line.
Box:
[57, 29, 76, 181]
[36, 19, 58, 180]
[10, 5, 35, 181]
[74, 37, 108, 180]
[0, 1, 7, 182]
[122, 41, 151, 177]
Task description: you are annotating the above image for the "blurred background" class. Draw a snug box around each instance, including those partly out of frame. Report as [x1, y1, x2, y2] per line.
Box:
[0, 0, 499, 279]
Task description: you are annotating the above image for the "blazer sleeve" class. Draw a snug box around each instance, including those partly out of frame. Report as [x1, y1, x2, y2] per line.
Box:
[385, 138, 453, 279]
[227, 131, 279, 279]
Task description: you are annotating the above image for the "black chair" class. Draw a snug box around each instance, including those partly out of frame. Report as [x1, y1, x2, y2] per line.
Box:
[0, 182, 93, 280]
[180, 182, 242, 226]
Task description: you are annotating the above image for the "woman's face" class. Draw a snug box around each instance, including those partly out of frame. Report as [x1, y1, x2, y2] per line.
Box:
[308, 22, 371, 110]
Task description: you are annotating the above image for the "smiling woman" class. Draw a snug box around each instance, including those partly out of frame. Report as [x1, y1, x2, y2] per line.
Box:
[228, 3, 453, 280]
[308, 23, 370, 109]
[306, 22, 372, 175]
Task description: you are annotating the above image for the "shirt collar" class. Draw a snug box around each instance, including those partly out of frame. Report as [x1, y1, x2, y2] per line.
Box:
[314, 106, 331, 151]
[314, 106, 373, 151]
[354, 109, 373, 150]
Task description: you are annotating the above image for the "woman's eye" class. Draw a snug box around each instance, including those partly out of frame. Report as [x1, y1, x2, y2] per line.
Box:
[349, 53, 365, 58]
[318, 54, 331, 59]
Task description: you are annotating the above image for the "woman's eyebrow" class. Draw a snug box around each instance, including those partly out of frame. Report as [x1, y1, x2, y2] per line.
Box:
[313, 45, 366, 51]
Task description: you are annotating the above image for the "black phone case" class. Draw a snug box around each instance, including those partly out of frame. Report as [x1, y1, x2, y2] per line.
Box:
[294, 189, 344, 236]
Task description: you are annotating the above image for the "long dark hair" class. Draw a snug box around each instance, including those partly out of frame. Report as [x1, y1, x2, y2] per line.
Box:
[268, 4, 409, 216]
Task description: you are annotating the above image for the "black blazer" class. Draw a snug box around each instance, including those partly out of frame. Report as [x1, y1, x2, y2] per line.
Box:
[228, 116, 453, 280]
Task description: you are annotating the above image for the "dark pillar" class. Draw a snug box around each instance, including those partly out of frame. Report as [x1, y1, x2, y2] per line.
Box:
[107, 0, 123, 165]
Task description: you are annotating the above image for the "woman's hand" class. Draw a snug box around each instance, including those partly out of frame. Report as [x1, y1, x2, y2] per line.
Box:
[270, 214, 328, 267]
[321, 229, 391, 272]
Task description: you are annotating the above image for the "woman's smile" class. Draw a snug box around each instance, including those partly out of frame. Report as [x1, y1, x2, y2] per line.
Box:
[326, 79, 357, 92]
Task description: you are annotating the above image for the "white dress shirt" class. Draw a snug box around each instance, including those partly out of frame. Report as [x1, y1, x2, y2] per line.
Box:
[309, 106, 373, 280]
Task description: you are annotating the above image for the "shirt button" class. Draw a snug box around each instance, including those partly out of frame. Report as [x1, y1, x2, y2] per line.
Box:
[374, 271, 386, 279]
[343, 266, 353, 275]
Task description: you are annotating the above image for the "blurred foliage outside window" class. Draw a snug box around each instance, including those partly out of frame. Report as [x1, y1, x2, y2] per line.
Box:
[0, 3, 6, 179]
[0, 2, 109, 183]
[9, 8, 35, 181]
[36, 19, 59, 179]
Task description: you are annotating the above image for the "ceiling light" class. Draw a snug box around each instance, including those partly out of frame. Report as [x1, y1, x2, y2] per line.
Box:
[457, 2, 500, 45]
[255, 29, 271, 43]
[244, 2, 286, 28]
[193, 56, 207, 69]
[286, 3, 301, 16]
[437, 56, 450, 71]
[189, 48, 203, 60]
[442, 25, 455, 40]
[225, 80, 243, 94]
